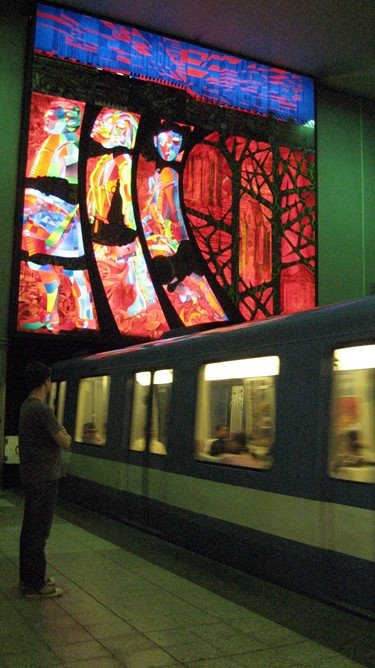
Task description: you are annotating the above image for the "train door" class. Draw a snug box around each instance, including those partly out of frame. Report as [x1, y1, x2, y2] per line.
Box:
[128, 369, 173, 523]
[321, 343, 375, 613]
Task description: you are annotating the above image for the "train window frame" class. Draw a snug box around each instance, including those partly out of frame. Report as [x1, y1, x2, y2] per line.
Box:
[74, 374, 111, 446]
[328, 343, 375, 483]
[194, 355, 279, 470]
[129, 368, 173, 456]
[48, 380, 67, 424]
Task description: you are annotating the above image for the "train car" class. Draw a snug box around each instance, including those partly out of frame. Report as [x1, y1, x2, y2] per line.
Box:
[50, 297, 375, 615]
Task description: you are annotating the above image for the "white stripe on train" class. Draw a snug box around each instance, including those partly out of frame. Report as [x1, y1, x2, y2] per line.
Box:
[63, 452, 375, 562]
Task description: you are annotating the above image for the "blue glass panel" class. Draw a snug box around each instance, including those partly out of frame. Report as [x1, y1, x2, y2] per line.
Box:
[35, 3, 314, 124]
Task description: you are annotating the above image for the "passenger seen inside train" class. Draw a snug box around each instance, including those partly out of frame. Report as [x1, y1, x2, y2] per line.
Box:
[81, 422, 105, 445]
[196, 428, 272, 469]
[209, 425, 231, 456]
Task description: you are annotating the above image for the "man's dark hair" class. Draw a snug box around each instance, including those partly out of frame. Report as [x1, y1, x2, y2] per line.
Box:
[25, 362, 51, 392]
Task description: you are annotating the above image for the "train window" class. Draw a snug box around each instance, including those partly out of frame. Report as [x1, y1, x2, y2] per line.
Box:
[328, 344, 375, 483]
[48, 381, 67, 424]
[194, 356, 279, 469]
[74, 375, 110, 446]
[129, 369, 173, 455]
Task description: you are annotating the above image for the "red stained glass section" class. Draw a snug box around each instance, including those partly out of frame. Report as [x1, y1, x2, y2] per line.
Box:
[278, 147, 315, 313]
[17, 261, 97, 333]
[183, 143, 232, 285]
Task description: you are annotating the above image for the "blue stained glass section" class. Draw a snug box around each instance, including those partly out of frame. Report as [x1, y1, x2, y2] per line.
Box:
[35, 3, 314, 124]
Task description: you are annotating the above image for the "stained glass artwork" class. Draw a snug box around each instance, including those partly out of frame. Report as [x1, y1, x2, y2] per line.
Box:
[14, 4, 316, 340]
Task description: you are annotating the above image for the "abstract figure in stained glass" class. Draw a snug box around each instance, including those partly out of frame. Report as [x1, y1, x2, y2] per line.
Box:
[86, 108, 169, 338]
[87, 108, 139, 245]
[138, 121, 227, 327]
[29, 97, 82, 183]
[19, 188, 96, 331]
[18, 93, 97, 333]
[142, 124, 187, 255]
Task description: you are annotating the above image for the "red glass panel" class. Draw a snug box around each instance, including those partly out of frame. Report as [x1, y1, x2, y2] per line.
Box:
[17, 261, 98, 333]
[184, 143, 233, 288]
[280, 264, 315, 314]
[239, 195, 272, 286]
[184, 144, 232, 219]
[239, 142, 273, 289]
[167, 274, 227, 326]
[279, 147, 315, 311]
[239, 288, 274, 321]
[92, 240, 169, 339]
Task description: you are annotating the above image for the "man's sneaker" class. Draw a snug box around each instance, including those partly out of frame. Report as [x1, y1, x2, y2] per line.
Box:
[22, 583, 63, 600]
[19, 576, 56, 591]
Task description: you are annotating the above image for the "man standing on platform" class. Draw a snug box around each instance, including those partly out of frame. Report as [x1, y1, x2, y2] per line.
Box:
[18, 362, 71, 599]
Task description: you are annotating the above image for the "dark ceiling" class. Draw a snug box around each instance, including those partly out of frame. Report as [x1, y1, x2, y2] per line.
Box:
[8, 0, 375, 102]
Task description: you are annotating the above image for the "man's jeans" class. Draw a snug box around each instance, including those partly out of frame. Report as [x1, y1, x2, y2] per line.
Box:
[19, 479, 58, 591]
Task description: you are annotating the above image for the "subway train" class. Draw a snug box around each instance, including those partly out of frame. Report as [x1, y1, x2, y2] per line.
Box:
[50, 297, 375, 615]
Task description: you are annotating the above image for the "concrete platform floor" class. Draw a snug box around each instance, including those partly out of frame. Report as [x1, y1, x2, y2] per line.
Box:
[0, 490, 374, 667]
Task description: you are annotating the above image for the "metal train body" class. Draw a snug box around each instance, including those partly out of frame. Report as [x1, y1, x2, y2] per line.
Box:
[51, 297, 375, 615]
